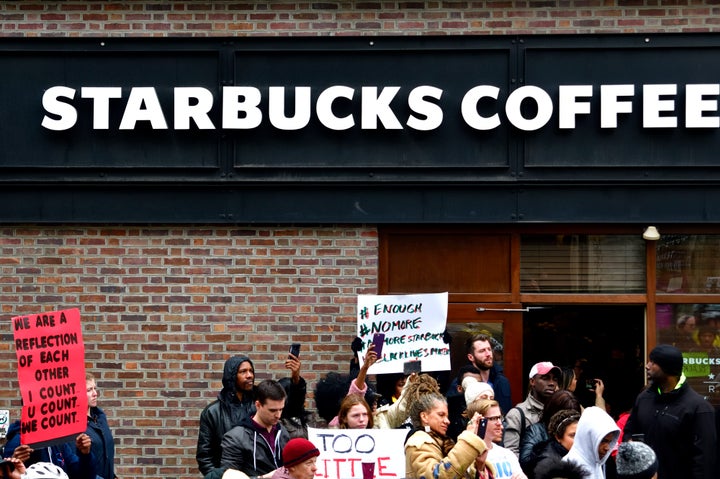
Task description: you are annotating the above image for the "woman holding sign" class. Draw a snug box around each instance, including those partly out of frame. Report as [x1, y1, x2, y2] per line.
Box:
[404, 375, 487, 479]
[85, 373, 116, 479]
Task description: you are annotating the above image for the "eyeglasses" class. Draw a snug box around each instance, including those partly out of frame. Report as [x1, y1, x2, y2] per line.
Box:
[485, 415, 503, 423]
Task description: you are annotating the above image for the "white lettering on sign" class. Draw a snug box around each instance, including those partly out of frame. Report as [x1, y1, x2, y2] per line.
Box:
[40, 83, 720, 132]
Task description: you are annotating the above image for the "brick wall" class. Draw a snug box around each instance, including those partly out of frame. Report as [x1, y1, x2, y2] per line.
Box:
[0, 226, 378, 478]
[1, 1, 719, 36]
[0, 1, 716, 478]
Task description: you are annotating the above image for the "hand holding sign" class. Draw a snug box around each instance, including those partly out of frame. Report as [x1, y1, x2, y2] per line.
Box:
[357, 293, 450, 375]
[75, 433, 92, 455]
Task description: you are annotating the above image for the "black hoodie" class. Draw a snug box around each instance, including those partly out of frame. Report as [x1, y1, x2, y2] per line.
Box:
[196, 355, 307, 476]
[196, 355, 257, 475]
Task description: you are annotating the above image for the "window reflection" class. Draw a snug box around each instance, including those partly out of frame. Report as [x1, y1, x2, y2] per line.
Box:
[657, 234, 720, 293]
[657, 304, 720, 406]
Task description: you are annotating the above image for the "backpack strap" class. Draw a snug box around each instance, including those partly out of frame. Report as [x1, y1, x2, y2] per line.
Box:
[517, 406, 526, 431]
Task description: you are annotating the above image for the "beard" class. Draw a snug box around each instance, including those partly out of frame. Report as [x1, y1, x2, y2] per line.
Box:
[474, 359, 492, 371]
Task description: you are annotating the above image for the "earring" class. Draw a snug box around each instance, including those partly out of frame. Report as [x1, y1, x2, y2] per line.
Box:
[424, 425, 431, 433]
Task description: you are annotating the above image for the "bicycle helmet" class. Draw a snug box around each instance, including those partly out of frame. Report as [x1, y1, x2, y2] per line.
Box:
[23, 462, 69, 479]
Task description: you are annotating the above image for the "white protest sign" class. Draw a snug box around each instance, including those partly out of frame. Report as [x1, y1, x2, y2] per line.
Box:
[308, 427, 407, 479]
[357, 292, 449, 374]
[0, 410, 8, 438]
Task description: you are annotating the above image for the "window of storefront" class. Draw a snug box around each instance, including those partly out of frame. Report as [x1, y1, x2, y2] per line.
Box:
[520, 235, 645, 294]
[656, 234, 720, 294]
[654, 234, 720, 406]
[381, 228, 720, 406]
[656, 303, 720, 406]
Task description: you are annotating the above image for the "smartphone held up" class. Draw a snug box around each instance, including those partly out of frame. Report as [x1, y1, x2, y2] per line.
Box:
[403, 360, 422, 375]
[476, 417, 488, 438]
[371, 332, 385, 358]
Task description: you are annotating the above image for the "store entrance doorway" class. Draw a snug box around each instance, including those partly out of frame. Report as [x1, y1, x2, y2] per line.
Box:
[523, 305, 646, 417]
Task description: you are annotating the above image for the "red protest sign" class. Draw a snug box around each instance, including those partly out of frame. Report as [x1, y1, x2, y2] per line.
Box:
[12, 308, 87, 447]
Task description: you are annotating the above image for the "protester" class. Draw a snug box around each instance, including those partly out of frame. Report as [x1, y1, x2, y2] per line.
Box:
[4, 423, 97, 479]
[504, 362, 561, 457]
[373, 371, 424, 429]
[327, 344, 377, 427]
[0, 457, 26, 479]
[404, 383, 487, 479]
[466, 398, 526, 479]
[376, 373, 406, 407]
[520, 389, 581, 471]
[335, 394, 373, 429]
[270, 438, 320, 479]
[560, 367, 577, 392]
[218, 379, 290, 477]
[464, 378, 495, 406]
[446, 365, 484, 441]
[622, 344, 716, 479]
[278, 377, 310, 439]
[19, 462, 67, 479]
[529, 409, 581, 479]
[535, 459, 588, 479]
[85, 373, 116, 479]
[197, 353, 306, 475]
[465, 334, 511, 413]
[563, 407, 619, 479]
[615, 441, 658, 479]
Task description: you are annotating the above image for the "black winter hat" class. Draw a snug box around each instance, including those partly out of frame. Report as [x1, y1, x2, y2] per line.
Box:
[648, 344, 683, 376]
[616, 442, 658, 479]
[534, 458, 589, 479]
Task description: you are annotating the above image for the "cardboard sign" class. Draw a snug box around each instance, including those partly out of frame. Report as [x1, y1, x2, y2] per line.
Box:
[308, 427, 407, 479]
[12, 308, 87, 447]
[357, 292, 449, 374]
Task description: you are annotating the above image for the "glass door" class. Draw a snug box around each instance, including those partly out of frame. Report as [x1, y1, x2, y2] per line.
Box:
[446, 303, 523, 407]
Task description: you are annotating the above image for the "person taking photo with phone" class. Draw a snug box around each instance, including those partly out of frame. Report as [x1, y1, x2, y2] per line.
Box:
[327, 343, 378, 427]
[404, 374, 488, 479]
[467, 399, 527, 479]
[197, 351, 307, 476]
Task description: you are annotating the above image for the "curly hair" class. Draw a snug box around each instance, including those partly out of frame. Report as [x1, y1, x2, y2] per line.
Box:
[314, 372, 352, 423]
[547, 408, 581, 440]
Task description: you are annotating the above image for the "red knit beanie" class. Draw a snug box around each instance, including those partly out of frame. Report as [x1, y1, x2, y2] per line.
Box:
[282, 438, 320, 467]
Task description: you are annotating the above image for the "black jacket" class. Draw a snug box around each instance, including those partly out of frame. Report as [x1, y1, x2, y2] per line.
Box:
[529, 438, 569, 479]
[623, 379, 716, 479]
[220, 415, 290, 476]
[196, 356, 306, 475]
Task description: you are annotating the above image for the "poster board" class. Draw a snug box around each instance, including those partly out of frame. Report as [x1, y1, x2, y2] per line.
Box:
[308, 427, 407, 479]
[11, 308, 87, 447]
[357, 292, 449, 375]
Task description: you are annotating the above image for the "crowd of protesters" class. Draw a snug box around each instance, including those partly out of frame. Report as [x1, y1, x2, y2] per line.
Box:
[3, 333, 717, 479]
[193, 334, 716, 479]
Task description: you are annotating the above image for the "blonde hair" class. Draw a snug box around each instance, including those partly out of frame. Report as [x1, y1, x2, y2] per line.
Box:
[465, 398, 499, 418]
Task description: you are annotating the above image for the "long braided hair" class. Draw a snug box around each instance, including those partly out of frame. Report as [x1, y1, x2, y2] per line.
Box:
[406, 374, 456, 456]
